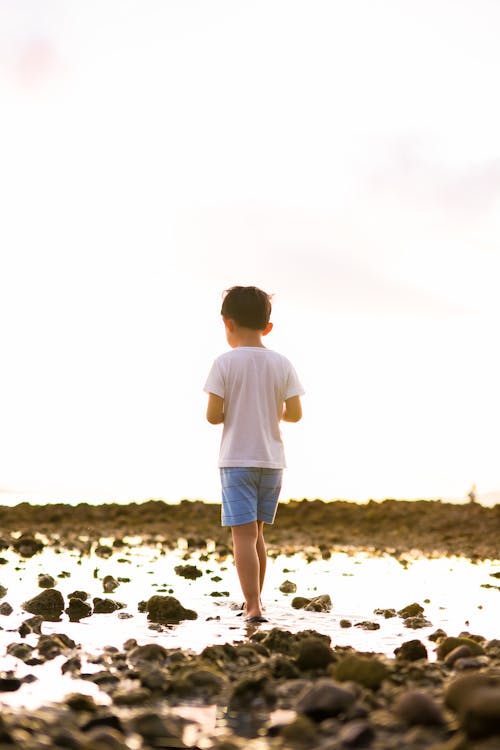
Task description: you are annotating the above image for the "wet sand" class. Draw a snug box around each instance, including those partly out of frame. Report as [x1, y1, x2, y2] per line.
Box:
[1, 498, 500, 749]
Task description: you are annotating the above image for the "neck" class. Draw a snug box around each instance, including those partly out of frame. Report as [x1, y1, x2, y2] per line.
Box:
[232, 328, 265, 348]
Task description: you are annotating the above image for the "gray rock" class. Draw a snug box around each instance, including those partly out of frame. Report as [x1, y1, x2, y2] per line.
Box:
[393, 689, 445, 726]
[22, 589, 64, 621]
[296, 678, 356, 720]
[338, 719, 376, 747]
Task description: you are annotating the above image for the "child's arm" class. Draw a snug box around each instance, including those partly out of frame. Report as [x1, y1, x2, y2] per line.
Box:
[206, 393, 224, 424]
[282, 395, 302, 422]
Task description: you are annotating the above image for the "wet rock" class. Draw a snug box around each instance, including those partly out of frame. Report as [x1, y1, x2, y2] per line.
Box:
[65, 692, 99, 712]
[0, 675, 22, 692]
[295, 678, 356, 720]
[437, 636, 485, 660]
[394, 639, 428, 661]
[0, 538, 10, 550]
[128, 643, 169, 664]
[95, 544, 113, 559]
[228, 675, 277, 712]
[170, 666, 226, 699]
[292, 596, 312, 609]
[269, 654, 300, 679]
[7, 642, 34, 661]
[403, 615, 432, 629]
[92, 597, 125, 614]
[256, 628, 297, 655]
[0, 585, 7, 598]
[444, 645, 473, 667]
[397, 602, 424, 618]
[66, 597, 92, 622]
[37, 633, 76, 659]
[338, 719, 376, 747]
[445, 672, 500, 713]
[18, 614, 43, 637]
[22, 588, 64, 621]
[280, 580, 297, 594]
[62, 656, 82, 674]
[393, 689, 446, 726]
[38, 573, 56, 588]
[455, 655, 490, 671]
[0, 601, 13, 615]
[279, 715, 319, 746]
[355, 621, 380, 630]
[130, 712, 186, 745]
[340, 619, 352, 628]
[112, 687, 152, 706]
[460, 687, 500, 739]
[81, 713, 123, 733]
[103, 575, 119, 593]
[174, 564, 203, 579]
[292, 594, 332, 612]
[333, 655, 389, 690]
[295, 637, 336, 671]
[144, 595, 197, 624]
[13, 534, 44, 557]
[429, 628, 447, 642]
[139, 667, 171, 693]
[68, 590, 90, 600]
[374, 607, 397, 618]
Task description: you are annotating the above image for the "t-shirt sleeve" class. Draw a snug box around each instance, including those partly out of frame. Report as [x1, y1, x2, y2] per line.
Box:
[203, 359, 225, 398]
[284, 362, 305, 400]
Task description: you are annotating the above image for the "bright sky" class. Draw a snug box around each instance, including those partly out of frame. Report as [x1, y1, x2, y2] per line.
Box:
[1, 0, 499, 505]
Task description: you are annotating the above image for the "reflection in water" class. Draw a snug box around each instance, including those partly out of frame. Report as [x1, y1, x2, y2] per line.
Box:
[0, 539, 498, 709]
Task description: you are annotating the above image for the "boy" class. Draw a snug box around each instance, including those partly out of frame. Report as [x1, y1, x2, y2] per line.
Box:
[204, 286, 304, 623]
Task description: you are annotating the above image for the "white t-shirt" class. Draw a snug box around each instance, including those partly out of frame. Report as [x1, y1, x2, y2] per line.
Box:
[204, 347, 305, 468]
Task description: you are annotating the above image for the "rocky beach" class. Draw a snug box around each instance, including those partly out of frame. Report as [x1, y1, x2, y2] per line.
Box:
[1, 498, 500, 749]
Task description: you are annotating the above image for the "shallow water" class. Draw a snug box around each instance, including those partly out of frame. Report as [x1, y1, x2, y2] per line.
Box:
[1, 539, 499, 709]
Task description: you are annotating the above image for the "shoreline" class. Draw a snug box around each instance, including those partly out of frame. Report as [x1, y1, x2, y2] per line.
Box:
[1, 498, 499, 560]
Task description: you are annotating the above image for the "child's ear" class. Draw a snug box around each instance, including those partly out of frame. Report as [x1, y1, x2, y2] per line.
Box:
[262, 322, 273, 336]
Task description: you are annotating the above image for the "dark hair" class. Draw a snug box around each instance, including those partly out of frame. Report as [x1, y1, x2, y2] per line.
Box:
[221, 286, 272, 330]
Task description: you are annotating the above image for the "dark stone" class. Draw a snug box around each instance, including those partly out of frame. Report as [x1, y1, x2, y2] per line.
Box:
[445, 672, 500, 712]
[259, 628, 296, 655]
[66, 598, 92, 622]
[81, 714, 123, 733]
[338, 719, 376, 747]
[393, 689, 445, 726]
[130, 712, 185, 742]
[403, 615, 432, 629]
[95, 545, 114, 559]
[355, 621, 380, 631]
[0, 585, 7, 598]
[13, 534, 44, 557]
[145, 595, 197, 624]
[228, 675, 277, 712]
[103, 575, 119, 593]
[374, 608, 397, 618]
[296, 678, 356, 720]
[174, 564, 203, 579]
[445, 645, 473, 667]
[93, 597, 125, 614]
[292, 596, 312, 609]
[333, 655, 389, 690]
[128, 643, 169, 664]
[279, 580, 297, 593]
[0, 676, 22, 692]
[18, 615, 43, 636]
[37, 633, 76, 659]
[6, 642, 34, 661]
[68, 590, 90, 601]
[436, 637, 485, 660]
[460, 687, 500, 739]
[397, 602, 424, 618]
[0, 602, 13, 616]
[295, 638, 335, 671]
[22, 589, 64, 621]
[394, 639, 428, 661]
[65, 692, 99, 712]
[340, 619, 353, 628]
[38, 573, 56, 588]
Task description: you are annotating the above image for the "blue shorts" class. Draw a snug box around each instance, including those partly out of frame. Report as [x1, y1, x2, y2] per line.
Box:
[220, 467, 283, 527]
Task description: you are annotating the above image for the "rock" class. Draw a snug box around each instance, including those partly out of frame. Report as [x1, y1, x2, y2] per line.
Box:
[38, 573, 56, 588]
[445, 672, 500, 713]
[460, 687, 500, 739]
[444, 645, 472, 667]
[259, 628, 296, 655]
[397, 603, 424, 618]
[374, 608, 397, 618]
[18, 615, 43, 637]
[0, 675, 22, 692]
[429, 628, 447, 642]
[355, 621, 380, 630]
[333, 655, 389, 690]
[145, 595, 197, 624]
[65, 692, 98, 712]
[0, 602, 13, 616]
[393, 689, 446, 726]
[174, 564, 203, 579]
[228, 675, 277, 712]
[403, 615, 432, 629]
[130, 712, 186, 744]
[292, 596, 312, 609]
[95, 544, 113, 559]
[338, 719, 376, 747]
[295, 638, 335, 671]
[279, 715, 319, 746]
[7, 643, 34, 661]
[69, 590, 90, 600]
[340, 619, 352, 628]
[22, 589, 64, 621]
[66, 598, 92, 622]
[92, 597, 125, 614]
[128, 643, 170, 664]
[295, 678, 356, 720]
[112, 687, 152, 706]
[394, 639, 428, 661]
[37, 633, 76, 659]
[0, 585, 7, 598]
[103, 575, 120, 593]
[437, 637, 485, 660]
[304, 594, 332, 612]
[280, 580, 297, 594]
[13, 534, 44, 557]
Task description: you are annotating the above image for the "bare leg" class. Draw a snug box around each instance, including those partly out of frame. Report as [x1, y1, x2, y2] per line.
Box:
[256, 520, 267, 593]
[231, 522, 262, 618]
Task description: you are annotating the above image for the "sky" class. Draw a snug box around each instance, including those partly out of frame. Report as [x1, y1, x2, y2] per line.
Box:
[1, 0, 499, 506]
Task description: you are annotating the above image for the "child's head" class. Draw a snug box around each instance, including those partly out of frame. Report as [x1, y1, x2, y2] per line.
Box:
[221, 286, 272, 331]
